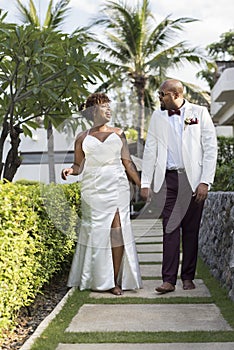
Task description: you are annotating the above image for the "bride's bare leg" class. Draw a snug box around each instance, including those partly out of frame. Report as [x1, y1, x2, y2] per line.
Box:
[110, 211, 124, 295]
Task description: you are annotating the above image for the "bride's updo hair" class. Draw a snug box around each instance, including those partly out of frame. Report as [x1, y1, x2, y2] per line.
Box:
[79, 92, 111, 121]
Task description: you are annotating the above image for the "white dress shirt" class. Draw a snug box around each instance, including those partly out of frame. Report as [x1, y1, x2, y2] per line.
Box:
[166, 105, 185, 170]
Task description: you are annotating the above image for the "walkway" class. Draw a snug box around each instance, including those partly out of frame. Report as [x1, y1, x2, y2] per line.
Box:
[21, 219, 234, 350]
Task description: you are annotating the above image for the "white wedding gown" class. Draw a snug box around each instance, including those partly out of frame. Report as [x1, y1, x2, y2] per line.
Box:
[67, 132, 142, 291]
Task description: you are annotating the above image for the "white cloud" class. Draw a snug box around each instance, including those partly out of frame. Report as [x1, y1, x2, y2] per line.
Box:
[70, 0, 100, 14]
[2, 0, 233, 43]
[0, 0, 233, 89]
[150, 0, 233, 46]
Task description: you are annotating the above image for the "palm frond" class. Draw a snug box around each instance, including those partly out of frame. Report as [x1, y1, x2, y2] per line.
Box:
[106, 31, 135, 60]
[16, 0, 40, 26]
[146, 15, 198, 54]
[69, 26, 96, 44]
[16, 0, 70, 29]
[183, 82, 210, 107]
[145, 41, 207, 75]
[45, 0, 70, 29]
[144, 87, 157, 111]
[94, 76, 122, 93]
[171, 45, 208, 66]
[44, 0, 53, 28]
[93, 1, 148, 58]
[29, 0, 40, 26]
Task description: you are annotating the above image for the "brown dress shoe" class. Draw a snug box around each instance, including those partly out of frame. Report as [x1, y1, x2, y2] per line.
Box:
[155, 282, 175, 294]
[182, 280, 195, 290]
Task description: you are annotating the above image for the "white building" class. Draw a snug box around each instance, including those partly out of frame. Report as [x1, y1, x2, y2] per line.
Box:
[5, 128, 81, 184]
[211, 63, 234, 136]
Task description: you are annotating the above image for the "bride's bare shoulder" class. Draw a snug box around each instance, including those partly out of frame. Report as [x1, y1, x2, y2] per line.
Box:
[111, 127, 124, 136]
[75, 130, 89, 143]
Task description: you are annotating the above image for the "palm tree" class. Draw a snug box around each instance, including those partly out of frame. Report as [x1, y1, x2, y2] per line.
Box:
[16, 0, 71, 183]
[197, 30, 234, 90]
[93, 0, 208, 157]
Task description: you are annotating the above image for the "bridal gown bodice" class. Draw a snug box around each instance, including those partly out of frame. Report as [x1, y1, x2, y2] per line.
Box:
[81, 133, 129, 215]
[67, 132, 142, 291]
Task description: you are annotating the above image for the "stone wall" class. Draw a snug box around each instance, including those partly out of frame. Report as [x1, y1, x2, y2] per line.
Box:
[199, 192, 234, 301]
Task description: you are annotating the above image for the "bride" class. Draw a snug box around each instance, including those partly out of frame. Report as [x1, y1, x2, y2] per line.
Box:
[61, 92, 142, 295]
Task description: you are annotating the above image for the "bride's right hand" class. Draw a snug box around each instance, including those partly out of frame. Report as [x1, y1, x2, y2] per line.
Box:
[61, 168, 74, 180]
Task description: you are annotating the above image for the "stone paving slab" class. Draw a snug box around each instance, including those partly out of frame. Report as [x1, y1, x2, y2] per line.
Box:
[132, 220, 163, 237]
[135, 236, 163, 243]
[132, 221, 162, 227]
[90, 279, 210, 299]
[134, 230, 163, 237]
[136, 243, 163, 252]
[131, 219, 162, 227]
[65, 304, 232, 332]
[138, 252, 182, 263]
[138, 252, 163, 262]
[56, 343, 234, 350]
[140, 264, 193, 278]
[140, 263, 162, 277]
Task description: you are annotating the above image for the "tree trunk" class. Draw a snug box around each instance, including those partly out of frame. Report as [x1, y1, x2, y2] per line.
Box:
[137, 98, 145, 158]
[134, 75, 146, 159]
[3, 126, 23, 182]
[0, 120, 10, 179]
[47, 120, 56, 183]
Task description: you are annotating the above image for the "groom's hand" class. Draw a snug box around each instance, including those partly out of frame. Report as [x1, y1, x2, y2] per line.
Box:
[194, 183, 208, 202]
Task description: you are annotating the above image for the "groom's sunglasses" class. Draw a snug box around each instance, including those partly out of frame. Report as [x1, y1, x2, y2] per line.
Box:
[157, 91, 171, 97]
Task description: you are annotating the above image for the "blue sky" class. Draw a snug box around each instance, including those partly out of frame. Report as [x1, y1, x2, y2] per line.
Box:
[1, 0, 233, 90]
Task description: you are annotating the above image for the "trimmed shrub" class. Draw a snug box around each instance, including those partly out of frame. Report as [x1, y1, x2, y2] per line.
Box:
[212, 137, 234, 191]
[0, 183, 41, 331]
[0, 181, 81, 336]
[216, 136, 234, 167]
[212, 159, 234, 191]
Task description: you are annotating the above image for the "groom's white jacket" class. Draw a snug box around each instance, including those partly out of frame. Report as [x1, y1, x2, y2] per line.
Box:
[141, 100, 218, 193]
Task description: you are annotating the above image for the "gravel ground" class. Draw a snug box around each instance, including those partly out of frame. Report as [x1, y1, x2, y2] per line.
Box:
[1, 268, 69, 350]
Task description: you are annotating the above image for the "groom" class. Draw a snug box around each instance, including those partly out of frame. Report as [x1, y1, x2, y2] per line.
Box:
[140, 79, 217, 293]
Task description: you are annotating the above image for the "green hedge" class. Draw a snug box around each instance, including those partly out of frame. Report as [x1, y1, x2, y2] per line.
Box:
[212, 137, 234, 191]
[212, 159, 234, 191]
[0, 181, 81, 335]
[216, 136, 234, 167]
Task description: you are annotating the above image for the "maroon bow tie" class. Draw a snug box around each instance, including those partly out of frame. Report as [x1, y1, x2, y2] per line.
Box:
[168, 109, 181, 116]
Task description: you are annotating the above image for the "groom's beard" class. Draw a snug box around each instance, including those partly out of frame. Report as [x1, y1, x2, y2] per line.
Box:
[160, 106, 166, 111]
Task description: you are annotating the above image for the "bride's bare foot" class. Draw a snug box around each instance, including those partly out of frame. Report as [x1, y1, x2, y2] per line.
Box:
[110, 285, 123, 296]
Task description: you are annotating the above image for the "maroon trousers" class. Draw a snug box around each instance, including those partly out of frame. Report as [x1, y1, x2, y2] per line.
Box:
[160, 170, 204, 285]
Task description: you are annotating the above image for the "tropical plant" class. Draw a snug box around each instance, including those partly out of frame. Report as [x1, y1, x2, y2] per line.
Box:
[208, 30, 234, 60]
[93, 0, 208, 156]
[197, 29, 234, 89]
[0, 9, 106, 182]
[16, 0, 87, 182]
[0, 181, 81, 335]
[17, 0, 70, 30]
[212, 136, 234, 191]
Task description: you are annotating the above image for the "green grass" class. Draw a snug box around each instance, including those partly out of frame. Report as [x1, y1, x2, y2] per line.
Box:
[196, 258, 234, 329]
[30, 257, 234, 350]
